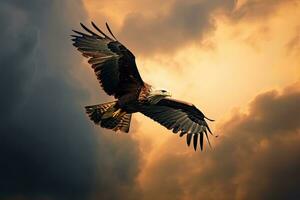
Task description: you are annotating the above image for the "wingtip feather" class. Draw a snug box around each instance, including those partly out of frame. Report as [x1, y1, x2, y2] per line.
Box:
[91, 21, 112, 39]
[80, 22, 100, 37]
[186, 134, 192, 146]
[204, 130, 212, 148]
[105, 22, 118, 41]
[193, 134, 198, 151]
[200, 132, 204, 151]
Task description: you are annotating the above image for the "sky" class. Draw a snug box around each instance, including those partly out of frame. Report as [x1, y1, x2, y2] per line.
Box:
[0, 0, 299, 200]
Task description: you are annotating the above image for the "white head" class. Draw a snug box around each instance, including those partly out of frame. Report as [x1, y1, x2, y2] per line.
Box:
[148, 88, 172, 104]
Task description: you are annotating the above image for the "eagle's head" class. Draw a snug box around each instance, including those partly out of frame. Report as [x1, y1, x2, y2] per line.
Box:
[148, 88, 172, 104]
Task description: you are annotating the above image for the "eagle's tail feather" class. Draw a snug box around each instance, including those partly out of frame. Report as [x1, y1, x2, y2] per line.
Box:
[113, 113, 132, 133]
[85, 101, 116, 123]
[85, 102, 132, 133]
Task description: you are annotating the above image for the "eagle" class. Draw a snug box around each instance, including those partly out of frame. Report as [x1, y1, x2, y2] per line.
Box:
[71, 22, 214, 151]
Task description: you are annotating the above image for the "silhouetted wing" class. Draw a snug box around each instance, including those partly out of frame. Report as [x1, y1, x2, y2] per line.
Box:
[139, 98, 214, 151]
[71, 22, 144, 98]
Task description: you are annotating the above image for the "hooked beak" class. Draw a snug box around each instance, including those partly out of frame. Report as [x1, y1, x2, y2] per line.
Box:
[164, 91, 172, 97]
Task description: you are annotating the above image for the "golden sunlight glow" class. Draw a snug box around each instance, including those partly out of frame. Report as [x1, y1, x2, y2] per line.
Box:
[82, 0, 300, 193]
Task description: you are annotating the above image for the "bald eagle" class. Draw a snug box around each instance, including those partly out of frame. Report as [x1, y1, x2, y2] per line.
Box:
[71, 22, 214, 151]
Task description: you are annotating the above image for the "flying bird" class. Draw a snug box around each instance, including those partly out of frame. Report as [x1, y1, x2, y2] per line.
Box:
[71, 22, 214, 151]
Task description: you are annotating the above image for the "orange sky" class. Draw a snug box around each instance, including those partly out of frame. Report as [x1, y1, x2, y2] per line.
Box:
[79, 0, 300, 199]
[81, 0, 300, 143]
[82, 0, 300, 116]
[3, 1, 300, 199]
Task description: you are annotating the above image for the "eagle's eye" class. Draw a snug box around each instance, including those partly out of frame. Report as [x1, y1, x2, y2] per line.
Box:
[161, 90, 167, 93]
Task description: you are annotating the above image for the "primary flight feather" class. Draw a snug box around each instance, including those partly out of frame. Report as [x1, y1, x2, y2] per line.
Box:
[71, 22, 214, 151]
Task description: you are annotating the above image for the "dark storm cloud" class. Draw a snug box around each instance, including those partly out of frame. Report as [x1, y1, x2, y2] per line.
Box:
[139, 82, 300, 200]
[118, 0, 236, 55]
[0, 1, 97, 199]
[0, 1, 141, 200]
[90, 131, 142, 200]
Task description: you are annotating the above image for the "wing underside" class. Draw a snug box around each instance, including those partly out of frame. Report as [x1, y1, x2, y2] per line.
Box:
[139, 99, 214, 151]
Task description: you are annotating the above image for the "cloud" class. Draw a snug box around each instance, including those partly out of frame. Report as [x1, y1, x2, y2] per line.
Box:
[137, 82, 300, 200]
[0, 1, 141, 199]
[115, 0, 297, 55]
[118, 0, 236, 55]
[2, 1, 299, 200]
[232, 0, 298, 21]
[286, 27, 300, 56]
[85, 0, 298, 56]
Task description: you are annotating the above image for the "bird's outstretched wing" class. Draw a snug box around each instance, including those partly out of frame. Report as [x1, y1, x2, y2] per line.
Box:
[139, 98, 214, 151]
[71, 22, 144, 98]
